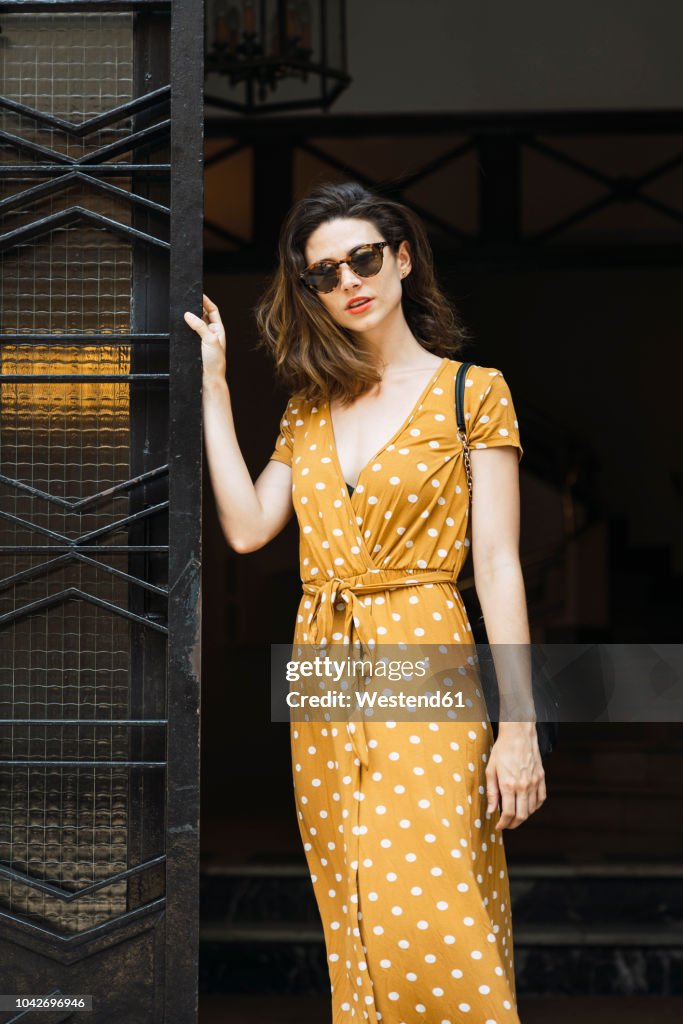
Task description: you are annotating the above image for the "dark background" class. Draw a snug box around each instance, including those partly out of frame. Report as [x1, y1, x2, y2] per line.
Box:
[198, 2, 683, 1017]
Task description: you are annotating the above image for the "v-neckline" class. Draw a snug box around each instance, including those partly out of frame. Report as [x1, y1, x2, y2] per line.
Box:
[326, 356, 449, 499]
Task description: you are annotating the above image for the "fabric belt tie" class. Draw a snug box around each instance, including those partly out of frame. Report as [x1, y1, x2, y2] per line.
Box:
[300, 568, 457, 769]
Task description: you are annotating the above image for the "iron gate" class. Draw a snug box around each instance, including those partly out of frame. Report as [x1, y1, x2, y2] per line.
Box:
[0, 2, 203, 1021]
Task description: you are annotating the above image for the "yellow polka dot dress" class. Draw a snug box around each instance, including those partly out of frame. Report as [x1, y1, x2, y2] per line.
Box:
[269, 358, 524, 1024]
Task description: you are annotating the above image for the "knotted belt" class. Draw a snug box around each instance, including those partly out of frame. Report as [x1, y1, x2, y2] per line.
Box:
[300, 567, 458, 768]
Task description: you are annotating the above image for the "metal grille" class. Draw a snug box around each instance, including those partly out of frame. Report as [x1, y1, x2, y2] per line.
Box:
[0, 8, 169, 940]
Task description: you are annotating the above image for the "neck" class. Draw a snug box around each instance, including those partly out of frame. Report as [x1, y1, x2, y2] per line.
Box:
[355, 304, 427, 370]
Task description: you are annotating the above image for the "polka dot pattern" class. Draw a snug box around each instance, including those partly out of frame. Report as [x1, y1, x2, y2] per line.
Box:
[269, 359, 522, 1022]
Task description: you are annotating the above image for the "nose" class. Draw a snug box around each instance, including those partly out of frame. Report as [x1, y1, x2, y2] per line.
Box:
[339, 260, 363, 289]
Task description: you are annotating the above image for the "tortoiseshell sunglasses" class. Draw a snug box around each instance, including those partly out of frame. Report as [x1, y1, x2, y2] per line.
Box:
[300, 241, 390, 294]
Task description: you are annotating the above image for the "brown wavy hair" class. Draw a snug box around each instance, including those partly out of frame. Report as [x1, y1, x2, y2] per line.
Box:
[254, 180, 472, 405]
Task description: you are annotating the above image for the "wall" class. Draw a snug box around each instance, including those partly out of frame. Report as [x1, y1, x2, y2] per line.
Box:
[336, 0, 683, 113]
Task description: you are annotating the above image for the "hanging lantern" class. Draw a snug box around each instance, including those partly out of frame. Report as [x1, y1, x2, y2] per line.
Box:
[205, 0, 350, 114]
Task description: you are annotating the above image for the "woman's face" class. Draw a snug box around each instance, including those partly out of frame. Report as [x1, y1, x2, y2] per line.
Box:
[302, 217, 411, 333]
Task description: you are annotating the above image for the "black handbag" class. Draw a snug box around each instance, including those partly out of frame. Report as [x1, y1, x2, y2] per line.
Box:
[455, 361, 559, 757]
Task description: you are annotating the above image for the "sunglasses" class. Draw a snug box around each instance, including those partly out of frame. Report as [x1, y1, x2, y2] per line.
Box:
[300, 241, 390, 294]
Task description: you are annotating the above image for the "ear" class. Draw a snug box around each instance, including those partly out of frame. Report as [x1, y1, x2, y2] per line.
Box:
[397, 239, 412, 279]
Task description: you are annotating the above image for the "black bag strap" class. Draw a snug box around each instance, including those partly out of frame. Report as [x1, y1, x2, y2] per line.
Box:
[455, 360, 475, 433]
[455, 361, 475, 503]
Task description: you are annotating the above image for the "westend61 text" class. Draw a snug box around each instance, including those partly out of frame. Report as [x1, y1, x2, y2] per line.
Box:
[285, 656, 430, 683]
[286, 690, 466, 709]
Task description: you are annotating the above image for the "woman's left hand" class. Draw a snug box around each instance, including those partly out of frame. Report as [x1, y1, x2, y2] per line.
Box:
[486, 722, 546, 830]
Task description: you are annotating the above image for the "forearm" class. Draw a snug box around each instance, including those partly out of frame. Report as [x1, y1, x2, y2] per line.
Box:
[474, 560, 535, 725]
[202, 375, 264, 551]
[473, 559, 530, 645]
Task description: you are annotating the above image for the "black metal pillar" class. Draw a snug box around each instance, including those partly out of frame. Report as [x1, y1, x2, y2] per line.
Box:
[252, 140, 294, 255]
[166, 0, 204, 1021]
[477, 134, 521, 245]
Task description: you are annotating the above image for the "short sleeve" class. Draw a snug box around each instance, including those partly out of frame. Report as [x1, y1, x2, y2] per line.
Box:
[268, 399, 295, 467]
[465, 365, 524, 463]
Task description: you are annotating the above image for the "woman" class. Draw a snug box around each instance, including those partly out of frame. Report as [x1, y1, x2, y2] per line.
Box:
[185, 181, 545, 1024]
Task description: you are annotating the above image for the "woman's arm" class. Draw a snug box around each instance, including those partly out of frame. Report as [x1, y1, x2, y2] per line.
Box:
[470, 444, 546, 829]
[185, 295, 294, 554]
[470, 444, 528, 645]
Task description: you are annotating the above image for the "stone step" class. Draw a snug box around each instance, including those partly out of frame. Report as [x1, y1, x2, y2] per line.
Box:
[199, 862, 683, 995]
[201, 861, 683, 931]
[201, 919, 683, 947]
[198, 992, 683, 1024]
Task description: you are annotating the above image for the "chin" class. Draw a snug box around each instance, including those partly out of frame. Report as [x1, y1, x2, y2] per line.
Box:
[341, 309, 382, 330]
[345, 318, 378, 332]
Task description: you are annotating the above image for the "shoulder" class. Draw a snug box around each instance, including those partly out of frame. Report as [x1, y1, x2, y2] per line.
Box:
[445, 362, 520, 438]
[446, 359, 510, 396]
[467, 363, 509, 397]
[279, 393, 317, 431]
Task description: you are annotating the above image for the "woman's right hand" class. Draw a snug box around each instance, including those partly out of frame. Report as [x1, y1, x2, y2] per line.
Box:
[183, 293, 227, 382]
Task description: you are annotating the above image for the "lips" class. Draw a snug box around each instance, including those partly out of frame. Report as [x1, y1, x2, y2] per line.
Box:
[346, 297, 374, 313]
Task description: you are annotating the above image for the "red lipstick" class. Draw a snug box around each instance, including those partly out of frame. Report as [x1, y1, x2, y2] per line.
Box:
[346, 297, 374, 314]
